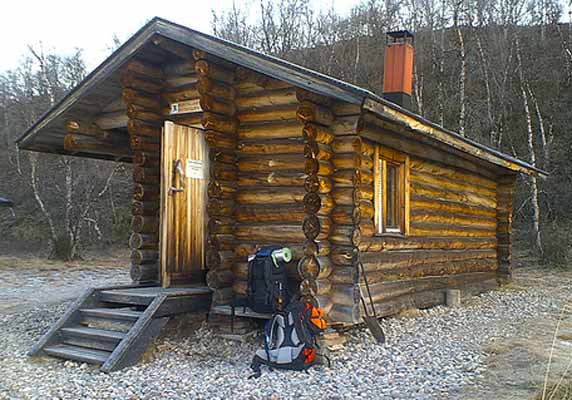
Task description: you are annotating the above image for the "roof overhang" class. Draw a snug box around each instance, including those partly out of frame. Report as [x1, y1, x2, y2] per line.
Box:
[16, 17, 547, 178]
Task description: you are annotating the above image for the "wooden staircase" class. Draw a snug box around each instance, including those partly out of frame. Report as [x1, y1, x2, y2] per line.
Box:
[29, 284, 212, 372]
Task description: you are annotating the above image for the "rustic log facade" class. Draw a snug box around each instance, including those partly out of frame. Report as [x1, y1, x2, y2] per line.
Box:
[17, 18, 545, 327]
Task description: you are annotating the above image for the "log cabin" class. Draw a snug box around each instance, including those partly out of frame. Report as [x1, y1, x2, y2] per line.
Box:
[16, 19, 546, 370]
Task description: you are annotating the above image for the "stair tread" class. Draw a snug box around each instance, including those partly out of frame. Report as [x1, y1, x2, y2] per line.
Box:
[61, 326, 126, 341]
[44, 344, 110, 364]
[80, 308, 143, 320]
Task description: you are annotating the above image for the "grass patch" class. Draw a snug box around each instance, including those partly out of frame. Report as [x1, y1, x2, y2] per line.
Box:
[537, 381, 572, 400]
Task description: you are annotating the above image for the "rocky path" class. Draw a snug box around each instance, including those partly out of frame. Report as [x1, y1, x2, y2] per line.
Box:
[1, 257, 571, 399]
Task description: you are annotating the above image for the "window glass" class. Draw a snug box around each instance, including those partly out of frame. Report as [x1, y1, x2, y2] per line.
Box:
[386, 163, 397, 229]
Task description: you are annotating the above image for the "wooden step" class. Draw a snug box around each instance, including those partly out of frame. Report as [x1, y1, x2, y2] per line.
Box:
[98, 290, 156, 306]
[80, 308, 143, 321]
[44, 344, 110, 365]
[61, 326, 126, 342]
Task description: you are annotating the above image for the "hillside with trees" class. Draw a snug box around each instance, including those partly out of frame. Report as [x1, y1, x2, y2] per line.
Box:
[0, 0, 570, 264]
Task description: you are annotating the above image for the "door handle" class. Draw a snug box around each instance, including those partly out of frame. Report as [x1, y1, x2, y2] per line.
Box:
[169, 159, 185, 195]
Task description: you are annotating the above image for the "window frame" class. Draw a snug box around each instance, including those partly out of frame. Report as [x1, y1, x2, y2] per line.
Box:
[374, 145, 410, 236]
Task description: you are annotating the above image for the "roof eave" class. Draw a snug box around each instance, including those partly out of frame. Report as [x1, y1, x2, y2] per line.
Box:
[362, 98, 548, 178]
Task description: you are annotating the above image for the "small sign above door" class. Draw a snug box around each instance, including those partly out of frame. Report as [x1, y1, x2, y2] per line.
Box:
[186, 159, 204, 179]
[170, 99, 202, 115]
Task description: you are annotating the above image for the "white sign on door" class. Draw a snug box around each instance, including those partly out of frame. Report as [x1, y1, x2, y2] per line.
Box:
[186, 159, 204, 179]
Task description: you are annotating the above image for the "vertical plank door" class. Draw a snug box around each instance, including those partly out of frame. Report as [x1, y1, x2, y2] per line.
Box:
[160, 121, 209, 287]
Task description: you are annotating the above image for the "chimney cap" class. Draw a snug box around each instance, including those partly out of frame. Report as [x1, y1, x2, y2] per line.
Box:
[386, 30, 414, 44]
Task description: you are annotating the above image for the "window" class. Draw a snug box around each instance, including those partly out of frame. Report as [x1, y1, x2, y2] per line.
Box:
[374, 146, 409, 235]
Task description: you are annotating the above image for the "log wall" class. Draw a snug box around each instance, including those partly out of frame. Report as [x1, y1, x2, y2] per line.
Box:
[120, 58, 165, 283]
[355, 113, 502, 319]
[231, 69, 306, 302]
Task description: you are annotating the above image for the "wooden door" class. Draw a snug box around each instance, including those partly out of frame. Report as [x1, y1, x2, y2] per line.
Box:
[160, 121, 209, 287]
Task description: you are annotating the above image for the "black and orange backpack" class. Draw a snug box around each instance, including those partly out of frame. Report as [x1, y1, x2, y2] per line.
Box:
[250, 299, 328, 377]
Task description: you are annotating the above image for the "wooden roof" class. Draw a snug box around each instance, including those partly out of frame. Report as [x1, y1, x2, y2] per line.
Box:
[15, 17, 546, 177]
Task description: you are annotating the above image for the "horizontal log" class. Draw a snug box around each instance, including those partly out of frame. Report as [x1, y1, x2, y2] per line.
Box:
[132, 216, 159, 234]
[410, 169, 496, 199]
[211, 161, 237, 182]
[238, 105, 298, 123]
[131, 249, 159, 264]
[152, 35, 194, 59]
[297, 256, 333, 280]
[331, 206, 356, 225]
[192, 49, 237, 70]
[297, 100, 334, 126]
[133, 184, 159, 202]
[314, 295, 334, 315]
[123, 88, 163, 110]
[194, 59, 234, 84]
[207, 199, 234, 216]
[236, 187, 306, 205]
[206, 269, 235, 289]
[331, 186, 374, 206]
[410, 222, 497, 237]
[200, 95, 236, 116]
[165, 75, 198, 89]
[329, 267, 356, 284]
[207, 249, 235, 270]
[305, 159, 334, 176]
[332, 115, 360, 135]
[409, 157, 497, 191]
[296, 88, 333, 107]
[162, 85, 200, 103]
[235, 67, 291, 89]
[198, 77, 236, 100]
[210, 149, 236, 164]
[332, 153, 373, 170]
[360, 248, 496, 272]
[236, 87, 297, 110]
[303, 193, 335, 215]
[303, 239, 332, 257]
[303, 215, 332, 241]
[207, 217, 235, 235]
[304, 142, 333, 161]
[410, 209, 497, 230]
[238, 155, 305, 173]
[120, 73, 162, 94]
[238, 141, 304, 155]
[94, 111, 129, 130]
[238, 172, 305, 187]
[208, 234, 235, 251]
[331, 136, 361, 154]
[238, 120, 302, 140]
[127, 106, 163, 124]
[66, 120, 110, 139]
[64, 134, 132, 159]
[330, 225, 361, 247]
[366, 272, 497, 303]
[124, 59, 163, 81]
[328, 303, 360, 324]
[302, 123, 334, 145]
[234, 224, 305, 242]
[134, 152, 160, 168]
[205, 130, 237, 150]
[208, 181, 237, 199]
[130, 136, 160, 153]
[361, 236, 497, 252]
[127, 119, 161, 138]
[372, 289, 446, 318]
[331, 245, 357, 266]
[234, 205, 305, 223]
[300, 278, 333, 296]
[410, 198, 497, 218]
[130, 263, 158, 283]
[202, 112, 238, 135]
[132, 200, 159, 216]
[129, 233, 158, 250]
[411, 182, 496, 210]
[304, 175, 333, 194]
[331, 102, 361, 116]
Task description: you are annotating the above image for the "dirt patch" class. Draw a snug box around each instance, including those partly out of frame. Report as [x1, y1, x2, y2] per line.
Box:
[0, 251, 130, 313]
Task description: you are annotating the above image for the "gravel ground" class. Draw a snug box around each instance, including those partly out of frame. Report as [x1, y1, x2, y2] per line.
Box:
[1, 264, 571, 399]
